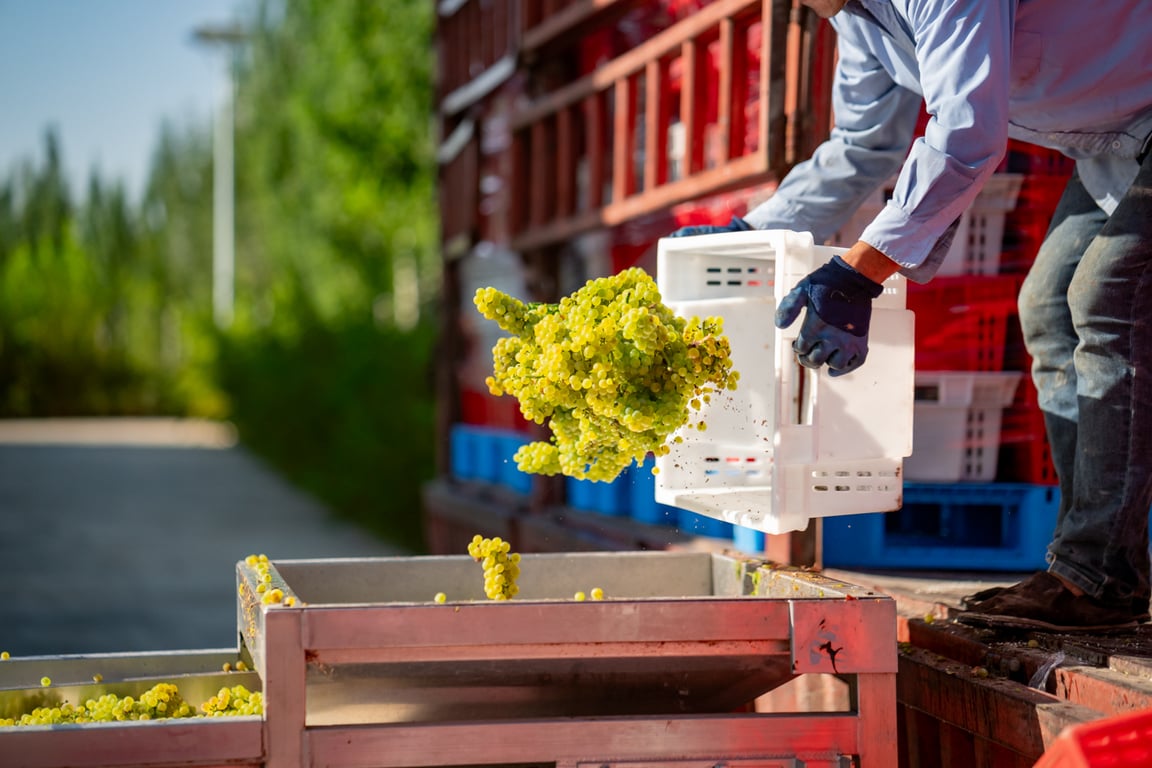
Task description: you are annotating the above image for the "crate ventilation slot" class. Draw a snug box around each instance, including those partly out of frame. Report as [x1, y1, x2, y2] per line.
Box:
[810, 469, 898, 493]
[703, 454, 764, 477]
[704, 265, 766, 288]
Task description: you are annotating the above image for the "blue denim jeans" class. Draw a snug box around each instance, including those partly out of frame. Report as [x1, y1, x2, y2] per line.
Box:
[1017, 149, 1152, 609]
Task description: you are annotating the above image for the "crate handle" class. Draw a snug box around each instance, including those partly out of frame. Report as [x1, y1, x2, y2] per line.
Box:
[779, 345, 815, 427]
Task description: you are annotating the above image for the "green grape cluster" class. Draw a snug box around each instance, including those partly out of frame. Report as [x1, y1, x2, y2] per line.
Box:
[467, 534, 521, 600]
[474, 267, 738, 482]
[200, 685, 263, 717]
[0, 681, 264, 727]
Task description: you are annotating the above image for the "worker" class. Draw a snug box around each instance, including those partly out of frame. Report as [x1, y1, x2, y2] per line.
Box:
[671, 0, 1152, 633]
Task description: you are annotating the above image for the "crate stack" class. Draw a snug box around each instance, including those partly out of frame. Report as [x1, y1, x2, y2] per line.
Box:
[824, 142, 1075, 571]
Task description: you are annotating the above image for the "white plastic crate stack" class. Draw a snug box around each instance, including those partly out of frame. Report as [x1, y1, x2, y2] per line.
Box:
[654, 229, 915, 534]
[936, 174, 1023, 276]
[906, 370, 1022, 482]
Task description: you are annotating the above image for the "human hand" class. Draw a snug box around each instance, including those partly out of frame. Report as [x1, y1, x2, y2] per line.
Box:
[667, 216, 753, 238]
[774, 255, 885, 376]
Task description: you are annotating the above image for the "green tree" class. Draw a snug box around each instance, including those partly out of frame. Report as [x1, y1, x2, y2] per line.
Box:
[213, 0, 440, 550]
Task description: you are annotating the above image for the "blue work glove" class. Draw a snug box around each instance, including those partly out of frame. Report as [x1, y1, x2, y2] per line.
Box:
[668, 216, 753, 238]
[774, 255, 885, 377]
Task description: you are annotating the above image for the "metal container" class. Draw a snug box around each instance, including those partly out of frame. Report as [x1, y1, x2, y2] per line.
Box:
[0, 649, 263, 768]
[0, 552, 899, 767]
[242, 551, 899, 768]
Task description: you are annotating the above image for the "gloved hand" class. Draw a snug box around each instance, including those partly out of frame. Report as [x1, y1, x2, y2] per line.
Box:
[774, 255, 885, 377]
[668, 216, 753, 238]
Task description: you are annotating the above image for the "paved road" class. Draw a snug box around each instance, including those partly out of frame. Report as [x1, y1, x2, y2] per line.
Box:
[0, 419, 407, 657]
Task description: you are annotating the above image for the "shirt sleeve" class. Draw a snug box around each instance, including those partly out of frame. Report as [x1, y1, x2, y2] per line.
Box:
[862, 0, 1015, 281]
[743, 26, 921, 241]
[745, 0, 1016, 283]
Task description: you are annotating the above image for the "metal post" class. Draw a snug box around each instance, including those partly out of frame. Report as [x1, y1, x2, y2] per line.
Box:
[212, 68, 235, 328]
[192, 22, 248, 329]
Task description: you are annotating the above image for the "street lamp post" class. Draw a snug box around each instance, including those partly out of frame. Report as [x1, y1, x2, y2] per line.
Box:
[192, 22, 248, 329]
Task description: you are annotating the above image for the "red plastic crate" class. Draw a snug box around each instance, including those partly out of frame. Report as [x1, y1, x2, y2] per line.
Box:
[1001, 171, 1072, 273]
[997, 376, 1058, 485]
[907, 274, 1021, 371]
[1007, 139, 1076, 178]
[1033, 707, 1152, 767]
[458, 387, 534, 433]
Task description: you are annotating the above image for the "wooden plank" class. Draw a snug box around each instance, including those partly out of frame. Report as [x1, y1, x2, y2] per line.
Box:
[601, 152, 768, 222]
[680, 38, 702, 178]
[509, 154, 776, 253]
[1054, 664, 1152, 717]
[643, 59, 661, 192]
[529, 121, 547, 226]
[557, 105, 575, 218]
[716, 18, 734, 165]
[584, 93, 605, 209]
[612, 76, 634, 204]
[897, 646, 1103, 762]
[940, 720, 975, 768]
[762, 0, 790, 170]
[511, 0, 763, 129]
[906, 706, 940, 768]
[521, 0, 636, 54]
[728, 17, 749, 159]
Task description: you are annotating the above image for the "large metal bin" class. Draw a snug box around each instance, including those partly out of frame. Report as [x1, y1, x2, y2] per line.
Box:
[242, 551, 898, 768]
[0, 649, 263, 768]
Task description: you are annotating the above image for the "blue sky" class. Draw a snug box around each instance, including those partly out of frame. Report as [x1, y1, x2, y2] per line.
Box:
[0, 0, 247, 202]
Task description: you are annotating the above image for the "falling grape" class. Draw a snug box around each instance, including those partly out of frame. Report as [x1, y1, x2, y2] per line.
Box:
[467, 534, 521, 600]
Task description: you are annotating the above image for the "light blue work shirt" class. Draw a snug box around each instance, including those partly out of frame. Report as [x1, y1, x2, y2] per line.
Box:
[743, 0, 1152, 282]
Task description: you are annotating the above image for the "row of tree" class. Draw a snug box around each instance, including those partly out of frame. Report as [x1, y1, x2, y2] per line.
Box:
[0, 0, 440, 551]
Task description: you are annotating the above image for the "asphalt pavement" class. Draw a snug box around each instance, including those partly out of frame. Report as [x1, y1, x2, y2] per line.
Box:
[0, 419, 406, 657]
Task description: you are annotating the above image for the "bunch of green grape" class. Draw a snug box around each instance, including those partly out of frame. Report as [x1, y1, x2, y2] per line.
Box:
[200, 684, 264, 717]
[467, 534, 521, 600]
[0, 682, 262, 726]
[474, 267, 738, 483]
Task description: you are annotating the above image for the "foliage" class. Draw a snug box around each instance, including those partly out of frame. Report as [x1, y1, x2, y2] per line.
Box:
[216, 319, 437, 552]
[0, 0, 439, 552]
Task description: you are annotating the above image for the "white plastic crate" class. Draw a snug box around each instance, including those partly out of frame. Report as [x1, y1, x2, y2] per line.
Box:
[654, 229, 915, 534]
[937, 173, 1023, 276]
[905, 370, 1022, 482]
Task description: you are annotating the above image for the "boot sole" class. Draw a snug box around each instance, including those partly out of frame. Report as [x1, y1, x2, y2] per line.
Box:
[956, 612, 1141, 634]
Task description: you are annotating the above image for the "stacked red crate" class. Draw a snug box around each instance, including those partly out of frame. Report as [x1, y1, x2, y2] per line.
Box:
[907, 275, 1019, 372]
[992, 140, 1074, 485]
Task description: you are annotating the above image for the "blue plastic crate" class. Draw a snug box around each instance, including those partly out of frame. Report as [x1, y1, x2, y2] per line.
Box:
[449, 425, 533, 493]
[732, 526, 766, 554]
[565, 474, 629, 516]
[822, 482, 1060, 571]
[677, 509, 736, 540]
[494, 432, 533, 495]
[627, 457, 679, 525]
[449, 425, 478, 480]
